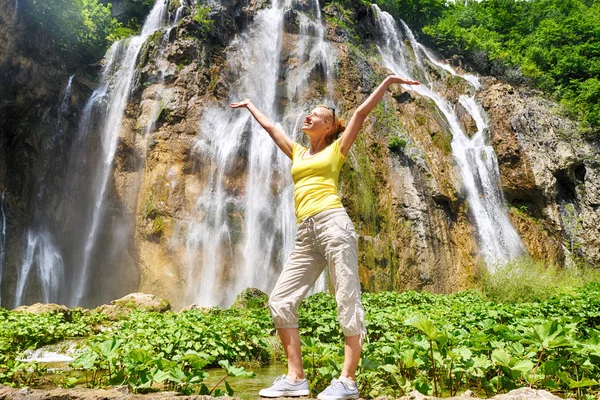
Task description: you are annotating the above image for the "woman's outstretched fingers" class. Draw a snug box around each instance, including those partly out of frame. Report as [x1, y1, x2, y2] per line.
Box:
[230, 98, 251, 108]
[388, 75, 419, 85]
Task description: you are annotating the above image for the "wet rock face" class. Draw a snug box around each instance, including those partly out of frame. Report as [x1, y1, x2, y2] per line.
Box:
[478, 79, 600, 266]
[206, 0, 270, 43]
[3, 0, 600, 310]
[333, 38, 475, 294]
[0, 0, 94, 307]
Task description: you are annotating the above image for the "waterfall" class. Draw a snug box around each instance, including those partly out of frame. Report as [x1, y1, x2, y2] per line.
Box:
[184, 0, 336, 307]
[15, 231, 64, 305]
[185, 2, 286, 307]
[68, 0, 176, 306]
[12, 0, 19, 23]
[455, 96, 525, 264]
[372, 5, 525, 268]
[0, 190, 6, 305]
[13, 75, 74, 307]
[285, 0, 336, 101]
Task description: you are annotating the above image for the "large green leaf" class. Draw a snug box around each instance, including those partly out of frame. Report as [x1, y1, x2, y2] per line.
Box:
[491, 348, 511, 367]
[569, 378, 600, 388]
[511, 359, 534, 374]
[530, 321, 572, 349]
[405, 315, 445, 340]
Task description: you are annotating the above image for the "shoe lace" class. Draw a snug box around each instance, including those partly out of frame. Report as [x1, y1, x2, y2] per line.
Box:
[274, 374, 287, 383]
[330, 379, 346, 390]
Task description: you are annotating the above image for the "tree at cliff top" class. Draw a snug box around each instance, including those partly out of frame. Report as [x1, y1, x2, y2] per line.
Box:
[328, 0, 448, 31]
[20, 0, 151, 64]
[421, 0, 600, 136]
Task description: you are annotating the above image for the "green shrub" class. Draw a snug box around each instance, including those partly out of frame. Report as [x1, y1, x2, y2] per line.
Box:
[4, 286, 600, 396]
[193, 4, 213, 35]
[388, 136, 407, 155]
[480, 256, 600, 303]
[22, 0, 115, 64]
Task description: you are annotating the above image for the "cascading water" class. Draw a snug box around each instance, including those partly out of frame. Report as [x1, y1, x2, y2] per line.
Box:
[372, 5, 525, 268]
[13, 75, 74, 307]
[456, 96, 525, 264]
[67, 0, 184, 306]
[12, 0, 19, 22]
[285, 0, 336, 101]
[0, 190, 6, 304]
[184, 0, 337, 306]
[185, 1, 287, 307]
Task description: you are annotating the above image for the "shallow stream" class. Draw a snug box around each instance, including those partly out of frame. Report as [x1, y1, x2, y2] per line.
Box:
[17, 340, 287, 397]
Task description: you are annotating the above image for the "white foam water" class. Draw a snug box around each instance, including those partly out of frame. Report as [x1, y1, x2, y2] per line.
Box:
[372, 5, 525, 268]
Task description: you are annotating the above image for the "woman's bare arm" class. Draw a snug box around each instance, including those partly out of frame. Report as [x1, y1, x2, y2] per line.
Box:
[230, 99, 294, 159]
[339, 76, 419, 156]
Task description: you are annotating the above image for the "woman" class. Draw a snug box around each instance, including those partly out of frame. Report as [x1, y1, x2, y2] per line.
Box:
[231, 75, 419, 400]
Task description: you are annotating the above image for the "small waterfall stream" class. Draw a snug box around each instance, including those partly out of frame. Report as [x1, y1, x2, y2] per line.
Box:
[68, 0, 184, 306]
[12, 0, 19, 22]
[13, 75, 74, 306]
[373, 5, 525, 267]
[0, 190, 6, 304]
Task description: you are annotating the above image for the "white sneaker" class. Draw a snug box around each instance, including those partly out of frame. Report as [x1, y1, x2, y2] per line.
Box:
[259, 374, 310, 398]
[317, 379, 359, 400]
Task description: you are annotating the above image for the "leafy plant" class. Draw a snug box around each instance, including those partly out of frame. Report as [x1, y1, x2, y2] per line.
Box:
[3, 283, 600, 397]
[388, 136, 407, 155]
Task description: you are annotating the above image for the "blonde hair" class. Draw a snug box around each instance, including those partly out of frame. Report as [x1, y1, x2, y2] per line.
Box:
[317, 105, 346, 146]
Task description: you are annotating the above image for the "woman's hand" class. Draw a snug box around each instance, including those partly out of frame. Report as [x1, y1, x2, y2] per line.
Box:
[230, 98, 252, 108]
[229, 98, 294, 159]
[339, 75, 419, 156]
[386, 75, 420, 85]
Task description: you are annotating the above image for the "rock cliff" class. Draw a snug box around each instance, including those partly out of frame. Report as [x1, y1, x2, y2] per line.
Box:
[1, 0, 598, 309]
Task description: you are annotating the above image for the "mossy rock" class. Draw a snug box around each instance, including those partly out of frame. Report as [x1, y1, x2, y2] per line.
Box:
[111, 293, 171, 311]
[14, 303, 72, 322]
[93, 293, 172, 321]
[231, 288, 269, 309]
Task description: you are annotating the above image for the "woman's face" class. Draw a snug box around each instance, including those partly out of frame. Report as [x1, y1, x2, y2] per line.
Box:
[302, 106, 332, 137]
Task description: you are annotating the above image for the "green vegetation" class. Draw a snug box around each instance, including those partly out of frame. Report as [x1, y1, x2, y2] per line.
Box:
[21, 0, 111, 62]
[20, 0, 158, 64]
[21, 0, 113, 63]
[419, 0, 600, 136]
[388, 135, 407, 155]
[339, 137, 382, 236]
[431, 131, 452, 154]
[2, 280, 600, 397]
[323, 2, 362, 43]
[193, 4, 214, 35]
[481, 257, 600, 304]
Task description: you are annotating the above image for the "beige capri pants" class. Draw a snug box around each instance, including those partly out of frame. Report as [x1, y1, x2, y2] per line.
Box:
[268, 208, 366, 342]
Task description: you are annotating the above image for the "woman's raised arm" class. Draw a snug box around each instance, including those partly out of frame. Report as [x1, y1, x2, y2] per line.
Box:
[339, 76, 419, 156]
[230, 99, 294, 159]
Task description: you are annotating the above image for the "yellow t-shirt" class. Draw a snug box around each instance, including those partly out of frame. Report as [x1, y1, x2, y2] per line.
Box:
[291, 138, 346, 224]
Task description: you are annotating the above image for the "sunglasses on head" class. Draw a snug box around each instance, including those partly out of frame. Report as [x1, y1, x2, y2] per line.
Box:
[324, 105, 336, 124]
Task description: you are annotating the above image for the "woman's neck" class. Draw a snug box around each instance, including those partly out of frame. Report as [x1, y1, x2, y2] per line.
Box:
[307, 136, 328, 155]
